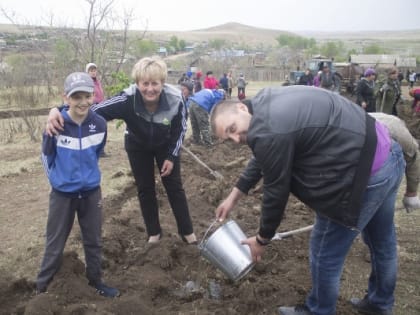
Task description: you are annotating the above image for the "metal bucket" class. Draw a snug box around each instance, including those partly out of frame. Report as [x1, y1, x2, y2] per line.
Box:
[199, 220, 254, 281]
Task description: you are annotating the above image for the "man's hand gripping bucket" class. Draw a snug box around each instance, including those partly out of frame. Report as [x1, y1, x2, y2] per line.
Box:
[198, 220, 254, 282]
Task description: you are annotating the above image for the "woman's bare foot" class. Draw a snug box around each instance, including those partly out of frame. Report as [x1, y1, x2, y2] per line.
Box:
[181, 233, 197, 245]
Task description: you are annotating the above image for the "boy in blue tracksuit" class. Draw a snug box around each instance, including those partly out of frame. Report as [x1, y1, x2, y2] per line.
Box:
[37, 72, 119, 298]
[188, 88, 225, 146]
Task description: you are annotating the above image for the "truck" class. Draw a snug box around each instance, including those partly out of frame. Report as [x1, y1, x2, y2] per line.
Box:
[333, 62, 364, 95]
[289, 70, 305, 85]
[306, 56, 364, 95]
[289, 56, 363, 94]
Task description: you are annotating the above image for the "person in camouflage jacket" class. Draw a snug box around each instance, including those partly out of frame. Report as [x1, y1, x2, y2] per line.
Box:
[376, 67, 402, 116]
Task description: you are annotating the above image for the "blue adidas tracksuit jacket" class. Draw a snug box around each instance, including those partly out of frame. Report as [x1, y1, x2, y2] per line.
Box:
[41, 108, 107, 196]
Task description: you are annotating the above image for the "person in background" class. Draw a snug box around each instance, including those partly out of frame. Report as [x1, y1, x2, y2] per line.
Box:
[320, 64, 339, 93]
[85, 63, 104, 104]
[186, 71, 193, 81]
[397, 70, 404, 83]
[37, 72, 119, 298]
[180, 81, 194, 122]
[409, 88, 420, 114]
[370, 112, 420, 212]
[180, 81, 194, 105]
[210, 86, 404, 315]
[405, 69, 410, 82]
[188, 88, 225, 146]
[298, 68, 313, 86]
[193, 71, 202, 93]
[281, 75, 292, 86]
[227, 71, 234, 99]
[376, 66, 402, 116]
[408, 71, 417, 88]
[46, 57, 197, 245]
[356, 68, 377, 112]
[86, 62, 107, 156]
[203, 71, 218, 89]
[313, 71, 322, 87]
[219, 73, 229, 96]
[177, 73, 189, 84]
[236, 73, 247, 99]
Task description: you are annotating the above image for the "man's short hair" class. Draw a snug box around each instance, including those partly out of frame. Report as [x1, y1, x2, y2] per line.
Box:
[209, 100, 240, 135]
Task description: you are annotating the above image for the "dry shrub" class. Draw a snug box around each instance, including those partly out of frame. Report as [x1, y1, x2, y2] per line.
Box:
[0, 116, 44, 144]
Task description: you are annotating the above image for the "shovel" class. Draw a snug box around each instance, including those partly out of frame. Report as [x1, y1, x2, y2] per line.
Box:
[379, 85, 389, 112]
[271, 225, 314, 241]
[182, 145, 224, 180]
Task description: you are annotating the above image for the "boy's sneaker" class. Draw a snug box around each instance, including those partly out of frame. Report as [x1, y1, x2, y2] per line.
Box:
[89, 282, 120, 298]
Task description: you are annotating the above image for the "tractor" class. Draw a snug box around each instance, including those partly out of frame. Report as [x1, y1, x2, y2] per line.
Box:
[306, 55, 342, 93]
[333, 62, 364, 95]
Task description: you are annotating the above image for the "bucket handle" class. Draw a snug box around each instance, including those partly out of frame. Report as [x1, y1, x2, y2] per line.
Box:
[199, 219, 219, 249]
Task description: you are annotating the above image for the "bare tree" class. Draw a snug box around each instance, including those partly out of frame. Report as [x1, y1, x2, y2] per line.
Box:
[114, 8, 136, 74]
[0, 1, 143, 141]
[85, 0, 115, 62]
[1, 0, 148, 94]
[72, 0, 148, 86]
[0, 7, 55, 96]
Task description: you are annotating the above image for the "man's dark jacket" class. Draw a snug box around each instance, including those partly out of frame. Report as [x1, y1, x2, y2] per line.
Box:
[236, 86, 377, 239]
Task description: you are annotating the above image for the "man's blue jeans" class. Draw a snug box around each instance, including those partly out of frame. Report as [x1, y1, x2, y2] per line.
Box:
[305, 141, 405, 315]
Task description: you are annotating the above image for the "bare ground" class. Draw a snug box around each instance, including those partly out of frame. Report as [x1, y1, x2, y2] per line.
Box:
[0, 92, 419, 315]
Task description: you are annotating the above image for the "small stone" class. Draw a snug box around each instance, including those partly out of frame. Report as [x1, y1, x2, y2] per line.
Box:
[208, 279, 222, 300]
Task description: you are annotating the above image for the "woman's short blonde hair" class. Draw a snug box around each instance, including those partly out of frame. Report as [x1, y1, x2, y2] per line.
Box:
[131, 56, 167, 83]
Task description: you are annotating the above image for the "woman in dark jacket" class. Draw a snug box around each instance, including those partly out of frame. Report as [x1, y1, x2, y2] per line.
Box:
[45, 57, 197, 245]
[356, 68, 376, 112]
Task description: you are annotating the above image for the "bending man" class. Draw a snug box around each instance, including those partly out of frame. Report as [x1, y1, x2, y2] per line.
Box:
[210, 86, 404, 315]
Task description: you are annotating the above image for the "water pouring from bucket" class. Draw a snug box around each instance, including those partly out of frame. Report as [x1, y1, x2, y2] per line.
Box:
[198, 220, 255, 282]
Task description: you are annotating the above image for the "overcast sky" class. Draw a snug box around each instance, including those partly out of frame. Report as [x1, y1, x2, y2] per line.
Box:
[0, 0, 419, 32]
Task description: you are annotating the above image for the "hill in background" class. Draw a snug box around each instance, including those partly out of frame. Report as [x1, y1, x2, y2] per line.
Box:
[2, 21, 420, 51]
[143, 22, 420, 49]
[133, 22, 420, 55]
[143, 22, 292, 47]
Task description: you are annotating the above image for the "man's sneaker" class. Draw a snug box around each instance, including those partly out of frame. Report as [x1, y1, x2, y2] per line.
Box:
[350, 296, 393, 315]
[35, 286, 47, 295]
[278, 304, 312, 315]
[89, 282, 120, 298]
